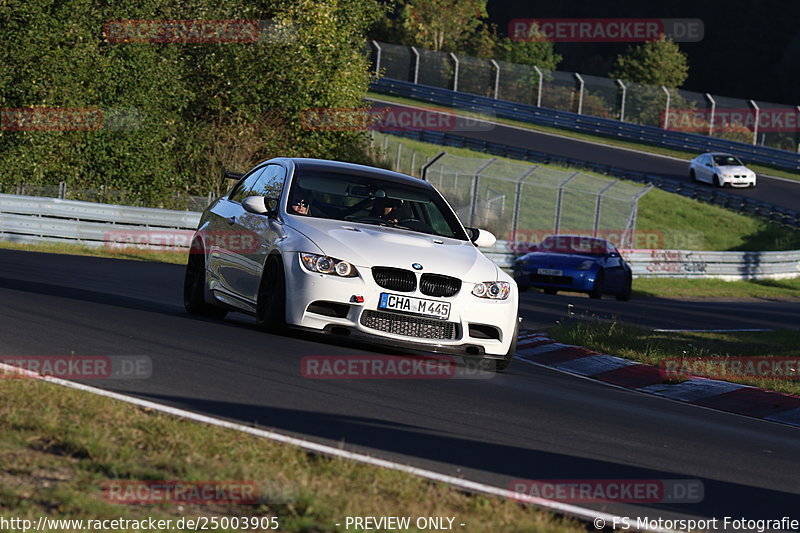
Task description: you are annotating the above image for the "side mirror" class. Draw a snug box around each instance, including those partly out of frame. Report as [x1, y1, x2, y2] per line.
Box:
[467, 228, 496, 248]
[242, 196, 277, 217]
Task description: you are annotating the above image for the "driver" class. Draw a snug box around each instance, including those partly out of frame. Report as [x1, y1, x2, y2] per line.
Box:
[377, 198, 402, 223]
[288, 190, 311, 215]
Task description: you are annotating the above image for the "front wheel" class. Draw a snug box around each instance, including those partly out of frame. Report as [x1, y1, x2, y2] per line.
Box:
[616, 275, 632, 301]
[714, 174, 722, 187]
[589, 270, 605, 299]
[256, 256, 287, 333]
[184, 251, 228, 319]
[690, 169, 697, 182]
[494, 320, 519, 371]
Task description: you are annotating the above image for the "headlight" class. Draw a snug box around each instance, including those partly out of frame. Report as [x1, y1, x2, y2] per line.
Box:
[471, 281, 510, 300]
[577, 260, 594, 270]
[300, 253, 358, 277]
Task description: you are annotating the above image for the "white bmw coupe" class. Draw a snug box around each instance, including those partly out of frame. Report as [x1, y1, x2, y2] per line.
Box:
[184, 158, 519, 369]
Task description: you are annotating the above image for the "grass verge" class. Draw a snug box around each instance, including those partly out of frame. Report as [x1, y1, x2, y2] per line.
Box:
[547, 321, 800, 396]
[367, 92, 800, 182]
[0, 378, 582, 532]
[0, 240, 187, 265]
[632, 277, 800, 300]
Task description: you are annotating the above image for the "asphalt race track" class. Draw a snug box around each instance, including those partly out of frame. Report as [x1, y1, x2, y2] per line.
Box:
[1, 249, 798, 526]
[369, 100, 800, 212]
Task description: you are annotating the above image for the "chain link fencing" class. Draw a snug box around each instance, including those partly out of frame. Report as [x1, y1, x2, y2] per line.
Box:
[372, 132, 651, 250]
[369, 40, 800, 152]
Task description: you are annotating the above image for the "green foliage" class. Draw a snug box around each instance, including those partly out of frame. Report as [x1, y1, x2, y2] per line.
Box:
[0, 0, 386, 206]
[398, 0, 487, 52]
[611, 35, 689, 88]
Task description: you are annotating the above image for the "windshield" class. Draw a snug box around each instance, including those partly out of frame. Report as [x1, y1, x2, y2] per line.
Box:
[537, 235, 610, 255]
[285, 170, 468, 240]
[713, 155, 743, 166]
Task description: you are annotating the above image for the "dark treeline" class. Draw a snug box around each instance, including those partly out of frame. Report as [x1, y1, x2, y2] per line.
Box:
[487, 0, 799, 105]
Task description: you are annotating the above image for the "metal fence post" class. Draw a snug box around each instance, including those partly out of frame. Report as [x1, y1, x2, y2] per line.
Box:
[421, 151, 446, 181]
[58, 181, 66, 199]
[554, 172, 580, 234]
[469, 159, 496, 226]
[706, 93, 716, 136]
[511, 166, 538, 243]
[450, 53, 459, 92]
[617, 79, 626, 122]
[371, 40, 382, 76]
[575, 73, 585, 115]
[593, 180, 617, 237]
[533, 66, 543, 107]
[750, 100, 760, 145]
[490, 59, 500, 99]
[396, 142, 403, 171]
[624, 185, 653, 248]
[410, 152, 417, 177]
[661, 86, 671, 129]
[411, 46, 420, 84]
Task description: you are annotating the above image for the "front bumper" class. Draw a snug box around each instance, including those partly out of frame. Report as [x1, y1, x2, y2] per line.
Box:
[283, 254, 518, 357]
[516, 267, 596, 292]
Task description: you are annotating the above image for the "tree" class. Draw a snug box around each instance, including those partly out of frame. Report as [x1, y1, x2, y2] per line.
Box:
[399, 0, 487, 52]
[611, 35, 689, 88]
[498, 36, 562, 71]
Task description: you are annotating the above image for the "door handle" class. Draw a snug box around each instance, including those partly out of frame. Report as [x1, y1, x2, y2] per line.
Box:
[227, 216, 236, 225]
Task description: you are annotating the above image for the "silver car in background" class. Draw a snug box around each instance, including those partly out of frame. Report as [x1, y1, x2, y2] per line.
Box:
[689, 152, 757, 188]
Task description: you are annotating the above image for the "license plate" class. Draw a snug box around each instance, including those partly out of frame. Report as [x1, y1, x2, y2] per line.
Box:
[537, 268, 563, 276]
[378, 293, 451, 320]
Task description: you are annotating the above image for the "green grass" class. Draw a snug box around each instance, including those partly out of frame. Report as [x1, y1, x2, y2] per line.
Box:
[547, 322, 800, 395]
[0, 378, 584, 532]
[0, 240, 188, 265]
[636, 188, 800, 251]
[633, 277, 800, 300]
[368, 91, 800, 182]
[378, 134, 800, 252]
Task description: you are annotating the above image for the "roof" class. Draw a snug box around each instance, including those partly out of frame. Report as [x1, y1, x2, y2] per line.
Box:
[278, 158, 433, 189]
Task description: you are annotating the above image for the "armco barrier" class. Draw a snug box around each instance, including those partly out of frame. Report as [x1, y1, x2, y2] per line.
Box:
[2, 194, 798, 280]
[383, 129, 800, 229]
[0, 194, 200, 248]
[485, 241, 800, 280]
[371, 78, 800, 173]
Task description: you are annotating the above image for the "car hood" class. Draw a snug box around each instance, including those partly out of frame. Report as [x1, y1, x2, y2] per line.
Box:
[717, 165, 752, 174]
[286, 217, 499, 280]
[522, 252, 599, 267]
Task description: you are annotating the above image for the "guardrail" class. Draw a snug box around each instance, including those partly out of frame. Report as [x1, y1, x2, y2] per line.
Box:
[484, 241, 800, 280]
[371, 78, 800, 173]
[2, 194, 798, 280]
[382, 129, 800, 229]
[0, 194, 200, 248]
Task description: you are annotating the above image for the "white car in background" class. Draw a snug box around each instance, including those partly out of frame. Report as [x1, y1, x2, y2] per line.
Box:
[689, 152, 757, 188]
[184, 158, 519, 369]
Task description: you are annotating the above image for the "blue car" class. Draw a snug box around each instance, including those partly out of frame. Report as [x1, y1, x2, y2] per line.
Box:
[513, 235, 632, 300]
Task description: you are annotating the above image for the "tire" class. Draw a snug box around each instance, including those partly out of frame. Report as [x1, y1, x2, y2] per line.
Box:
[494, 319, 519, 371]
[543, 288, 558, 295]
[588, 269, 605, 299]
[256, 256, 287, 333]
[616, 274, 632, 301]
[714, 174, 722, 188]
[689, 169, 697, 182]
[184, 249, 228, 319]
